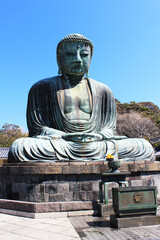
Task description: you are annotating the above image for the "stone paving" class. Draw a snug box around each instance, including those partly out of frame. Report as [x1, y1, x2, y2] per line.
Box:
[1, 213, 160, 239]
[70, 216, 160, 240]
[0, 213, 80, 240]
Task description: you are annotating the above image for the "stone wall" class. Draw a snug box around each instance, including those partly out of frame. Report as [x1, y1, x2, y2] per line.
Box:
[0, 161, 160, 205]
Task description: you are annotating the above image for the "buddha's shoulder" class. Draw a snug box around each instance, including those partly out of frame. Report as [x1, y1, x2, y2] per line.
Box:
[31, 76, 59, 88]
[89, 78, 112, 93]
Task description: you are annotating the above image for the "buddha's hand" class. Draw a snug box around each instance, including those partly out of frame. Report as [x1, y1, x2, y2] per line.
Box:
[36, 127, 65, 140]
[102, 135, 127, 140]
[113, 135, 127, 140]
[62, 133, 103, 142]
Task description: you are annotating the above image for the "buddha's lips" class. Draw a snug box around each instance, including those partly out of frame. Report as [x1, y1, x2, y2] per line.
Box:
[72, 63, 82, 69]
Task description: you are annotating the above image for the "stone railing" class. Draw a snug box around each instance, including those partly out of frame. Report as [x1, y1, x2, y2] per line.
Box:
[0, 147, 9, 159]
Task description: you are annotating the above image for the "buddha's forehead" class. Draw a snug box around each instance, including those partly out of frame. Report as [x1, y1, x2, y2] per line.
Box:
[61, 42, 91, 52]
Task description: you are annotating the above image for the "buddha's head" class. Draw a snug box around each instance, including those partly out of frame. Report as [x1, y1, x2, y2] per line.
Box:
[57, 34, 93, 76]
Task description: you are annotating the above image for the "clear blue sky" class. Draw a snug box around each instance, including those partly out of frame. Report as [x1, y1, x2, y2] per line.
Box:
[1, 0, 160, 132]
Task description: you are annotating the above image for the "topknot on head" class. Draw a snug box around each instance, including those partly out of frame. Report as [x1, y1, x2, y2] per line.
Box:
[57, 33, 94, 57]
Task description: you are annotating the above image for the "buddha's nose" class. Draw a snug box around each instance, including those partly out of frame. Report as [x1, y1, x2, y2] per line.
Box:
[75, 52, 82, 63]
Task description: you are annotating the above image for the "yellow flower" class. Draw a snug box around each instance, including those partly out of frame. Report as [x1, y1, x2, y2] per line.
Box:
[106, 154, 114, 159]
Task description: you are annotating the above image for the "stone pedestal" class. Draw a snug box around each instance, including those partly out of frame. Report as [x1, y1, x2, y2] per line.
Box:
[0, 161, 160, 213]
[0, 161, 104, 203]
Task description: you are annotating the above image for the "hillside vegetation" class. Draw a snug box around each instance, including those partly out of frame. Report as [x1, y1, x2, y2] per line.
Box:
[116, 101, 160, 124]
[116, 101, 160, 149]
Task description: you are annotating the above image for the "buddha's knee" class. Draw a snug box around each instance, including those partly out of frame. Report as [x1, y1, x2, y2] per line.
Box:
[8, 138, 22, 163]
[117, 138, 155, 161]
[11, 138, 25, 148]
[137, 138, 154, 151]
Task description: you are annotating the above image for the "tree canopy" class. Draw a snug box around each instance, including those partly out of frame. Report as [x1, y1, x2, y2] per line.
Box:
[0, 123, 28, 147]
[116, 112, 159, 140]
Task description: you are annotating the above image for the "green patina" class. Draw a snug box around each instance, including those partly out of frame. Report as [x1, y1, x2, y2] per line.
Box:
[8, 34, 155, 163]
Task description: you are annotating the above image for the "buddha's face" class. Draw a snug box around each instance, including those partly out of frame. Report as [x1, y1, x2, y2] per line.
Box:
[58, 42, 91, 76]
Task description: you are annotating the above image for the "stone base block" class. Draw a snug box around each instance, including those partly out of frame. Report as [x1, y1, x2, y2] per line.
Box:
[0, 199, 99, 218]
[0, 199, 98, 213]
[110, 214, 160, 228]
[0, 208, 98, 219]
[98, 203, 114, 217]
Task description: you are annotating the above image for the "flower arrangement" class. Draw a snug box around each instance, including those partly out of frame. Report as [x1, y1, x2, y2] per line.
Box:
[106, 153, 114, 159]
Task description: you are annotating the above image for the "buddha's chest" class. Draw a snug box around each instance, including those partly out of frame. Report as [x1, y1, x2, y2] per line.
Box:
[59, 80, 92, 120]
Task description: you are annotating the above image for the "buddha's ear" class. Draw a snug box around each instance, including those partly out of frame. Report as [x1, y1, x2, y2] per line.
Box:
[86, 70, 89, 77]
[57, 56, 62, 75]
[58, 67, 62, 75]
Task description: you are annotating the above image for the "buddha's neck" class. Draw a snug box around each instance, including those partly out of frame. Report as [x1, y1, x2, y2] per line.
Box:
[62, 73, 84, 87]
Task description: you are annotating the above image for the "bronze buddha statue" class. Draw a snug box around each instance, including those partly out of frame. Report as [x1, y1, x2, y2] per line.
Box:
[8, 34, 155, 162]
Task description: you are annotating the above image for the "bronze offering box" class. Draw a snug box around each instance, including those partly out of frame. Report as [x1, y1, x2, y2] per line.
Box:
[112, 186, 158, 217]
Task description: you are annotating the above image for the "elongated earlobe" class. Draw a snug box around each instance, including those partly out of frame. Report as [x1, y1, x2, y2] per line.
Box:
[58, 68, 62, 75]
[86, 71, 89, 77]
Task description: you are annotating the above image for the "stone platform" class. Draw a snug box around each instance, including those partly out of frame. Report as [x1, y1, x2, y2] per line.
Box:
[0, 161, 160, 213]
[110, 214, 160, 228]
[0, 199, 98, 218]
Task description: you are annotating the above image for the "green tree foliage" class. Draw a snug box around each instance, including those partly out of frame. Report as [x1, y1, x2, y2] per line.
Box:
[117, 101, 160, 120]
[0, 123, 28, 147]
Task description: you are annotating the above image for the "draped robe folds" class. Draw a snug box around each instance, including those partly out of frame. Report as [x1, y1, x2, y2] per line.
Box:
[8, 76, 155, 162]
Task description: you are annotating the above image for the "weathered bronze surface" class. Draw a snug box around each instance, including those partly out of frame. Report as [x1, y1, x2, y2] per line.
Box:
[112, 186, 158, 217]
[8, 33, 155, 163]
[107, 158, 121, 172]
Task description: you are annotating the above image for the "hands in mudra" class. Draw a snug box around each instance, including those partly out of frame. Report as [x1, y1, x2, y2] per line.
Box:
[62, 133, 103, 142]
